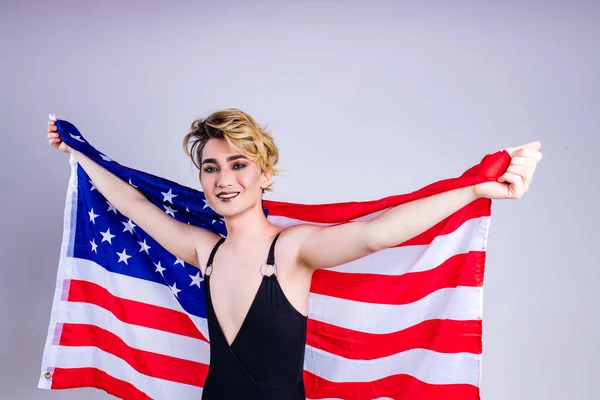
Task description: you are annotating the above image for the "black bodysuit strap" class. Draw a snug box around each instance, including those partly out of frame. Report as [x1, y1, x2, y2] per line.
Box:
[205, 237, 225, 276]
[266, 232, 282, 266]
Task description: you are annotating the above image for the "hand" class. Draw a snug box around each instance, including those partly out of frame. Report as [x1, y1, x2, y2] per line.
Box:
[474, 141, 542, 200]
[47, 119, 70, 153]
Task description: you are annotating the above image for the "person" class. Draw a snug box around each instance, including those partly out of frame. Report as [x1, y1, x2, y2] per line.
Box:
[47, 109, 542, 399]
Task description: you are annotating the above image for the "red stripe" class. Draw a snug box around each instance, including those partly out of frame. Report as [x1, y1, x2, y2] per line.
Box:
[264, 149, 509, 224]
[307, 318, 482, 360]
[265, 189, 491, 229]
[59, 323, 209, 387]
[310, 251, 485, 304]
[304, 370, 480, 400]
[67, 279, 208, 341]
[51, 367, 152, 400]
[267, 198, 490, 248]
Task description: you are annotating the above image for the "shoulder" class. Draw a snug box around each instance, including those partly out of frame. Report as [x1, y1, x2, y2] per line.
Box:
[274, 224, 323, 266]
[278, 224, 323, 248]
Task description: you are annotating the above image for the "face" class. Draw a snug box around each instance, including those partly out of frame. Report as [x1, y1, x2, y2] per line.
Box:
[199, 138, 271, 216]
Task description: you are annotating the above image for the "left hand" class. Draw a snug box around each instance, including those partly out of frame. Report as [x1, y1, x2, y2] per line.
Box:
[474, 141, 543, 200]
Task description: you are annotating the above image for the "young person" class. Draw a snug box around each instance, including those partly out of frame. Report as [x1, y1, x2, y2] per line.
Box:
[47, 108, 542, 399]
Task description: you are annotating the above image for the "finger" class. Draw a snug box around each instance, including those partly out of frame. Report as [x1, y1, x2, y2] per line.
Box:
[505, 141, 542, 156]
[499, 172, 526, 198]
[498, 171, 524, 186]
[513, 149, 542, 161]
[506, 165, 533, 184]
[509, 156, 539, 166]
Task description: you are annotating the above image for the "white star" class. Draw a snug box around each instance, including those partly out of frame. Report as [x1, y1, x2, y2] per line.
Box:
[189, 271, 203, 288]
[154, 261, 166, 275]
[89, 180, 97, 191]
[174, 257, 185, 267]
[129, 178, 138, 188]
[122, 218, 136, 234]
[164, 205, 177, 217]
[138, 239, 151, 253]
[106, 200, 117, 214]
[100, 153, 113, 162]
[169, 282, 181, 298]
[69, 133, 85, 142]
[202, 199, 211, 210]
[162, 188, 178, 204]
[116, 248, 132, 264]
[186, 207, 190, 212]
[88, 209, 99, 224]
[100, 228, 115, 244]
[211, 219, 217, 224]
[90, 239, 98, 253]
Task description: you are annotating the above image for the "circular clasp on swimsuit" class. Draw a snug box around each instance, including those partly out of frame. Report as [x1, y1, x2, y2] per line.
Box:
[260, 263, 277, 277]
[205, 265, 213, 277]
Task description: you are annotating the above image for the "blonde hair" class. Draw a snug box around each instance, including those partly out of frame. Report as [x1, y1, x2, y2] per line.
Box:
[183, 108, 280, 192]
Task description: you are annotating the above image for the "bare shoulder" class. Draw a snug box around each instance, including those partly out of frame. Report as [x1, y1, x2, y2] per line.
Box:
[275, 224, 323, 269]
[194, 230, 224, 275]
[278, 224, 323, 249]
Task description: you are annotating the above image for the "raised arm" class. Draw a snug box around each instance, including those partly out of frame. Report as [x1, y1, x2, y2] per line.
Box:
[48, 119, 219, 271]
[296, 141, 542, 271]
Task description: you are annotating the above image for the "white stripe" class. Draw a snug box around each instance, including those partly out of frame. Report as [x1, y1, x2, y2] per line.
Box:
[52, 346, 203, 399]
[271, 215, 489, 276]
[57, 301, 210, 364]
[66, 256, 209, 340]
[304, 345, 479, 386]
[309, 286, 482, 334]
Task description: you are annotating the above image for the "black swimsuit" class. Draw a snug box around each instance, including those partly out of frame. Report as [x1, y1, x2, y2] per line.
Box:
[202, 233, 308, 399]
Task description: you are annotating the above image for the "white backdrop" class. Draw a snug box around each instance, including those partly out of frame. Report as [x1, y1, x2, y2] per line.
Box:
[1, 1, 598, 399]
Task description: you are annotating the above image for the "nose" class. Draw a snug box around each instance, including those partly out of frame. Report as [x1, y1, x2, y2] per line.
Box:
[216, 168, 235, 188]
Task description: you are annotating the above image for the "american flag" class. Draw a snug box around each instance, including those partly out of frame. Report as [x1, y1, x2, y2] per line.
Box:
[39, 117, 510, 399]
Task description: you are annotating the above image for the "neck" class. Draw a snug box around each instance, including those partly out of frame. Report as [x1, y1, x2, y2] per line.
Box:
[222, 200, 279, 248]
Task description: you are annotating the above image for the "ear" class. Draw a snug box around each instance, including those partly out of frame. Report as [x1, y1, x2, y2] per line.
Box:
[261, 169, 273, 189]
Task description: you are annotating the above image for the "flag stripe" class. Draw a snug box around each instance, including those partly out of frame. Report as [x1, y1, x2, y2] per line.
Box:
[62, 256, 209, 338]
[308, 286, 482, 334]
[306, 318, 482, 359]
[303, 371, 480, 400]
[53, 301, 210, 363]
[51, 367, 152, 400]
[311, 251, 485, 305]
[67, 279, 207, 341]
[263, 195, 491, 229]
[304, 345, 479, 386]
[50, 346, 204, 399]
[279, 216, 489, 276]
[58, 323, 209, 387]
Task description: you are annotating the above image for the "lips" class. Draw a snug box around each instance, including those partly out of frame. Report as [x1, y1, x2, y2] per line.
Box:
[216, 192, 240, 201]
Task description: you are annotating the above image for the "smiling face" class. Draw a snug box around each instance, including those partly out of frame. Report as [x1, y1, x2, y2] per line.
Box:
[200, 138, 272, 217]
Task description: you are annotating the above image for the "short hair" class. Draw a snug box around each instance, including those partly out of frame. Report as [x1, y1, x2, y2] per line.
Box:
[183, 108, 280, 192]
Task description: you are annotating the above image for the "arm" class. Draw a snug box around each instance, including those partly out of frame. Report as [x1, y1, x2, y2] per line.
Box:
[296, 141, 542, 271]
[296, 186, 478, 270]
[69, 148, 219, 269]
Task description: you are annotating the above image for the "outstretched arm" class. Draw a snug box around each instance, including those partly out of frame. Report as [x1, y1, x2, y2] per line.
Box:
[296, 141, 542, 271]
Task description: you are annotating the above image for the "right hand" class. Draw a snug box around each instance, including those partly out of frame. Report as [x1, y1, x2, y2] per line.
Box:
[47, 119, 70, 153]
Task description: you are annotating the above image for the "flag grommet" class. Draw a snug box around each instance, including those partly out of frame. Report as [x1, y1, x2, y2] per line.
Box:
[44, 372, 51, 379]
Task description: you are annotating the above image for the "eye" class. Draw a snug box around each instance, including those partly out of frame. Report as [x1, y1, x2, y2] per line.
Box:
[203, 167, 217, 173]
[233, 163, 246, 170]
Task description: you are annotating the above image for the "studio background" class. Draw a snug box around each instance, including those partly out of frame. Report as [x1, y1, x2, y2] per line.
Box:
[1, 1, 598, 399]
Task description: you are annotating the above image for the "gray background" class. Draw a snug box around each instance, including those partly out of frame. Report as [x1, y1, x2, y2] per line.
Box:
[1, 0, 598, 399]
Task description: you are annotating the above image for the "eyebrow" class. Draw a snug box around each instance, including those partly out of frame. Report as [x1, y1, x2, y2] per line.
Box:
[201, 154, 248, 165]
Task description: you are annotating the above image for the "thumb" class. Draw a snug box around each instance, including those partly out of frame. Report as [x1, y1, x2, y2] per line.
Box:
[504, 141, 541, 157]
